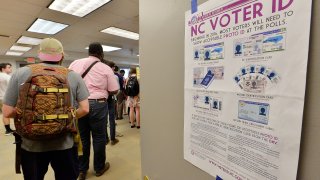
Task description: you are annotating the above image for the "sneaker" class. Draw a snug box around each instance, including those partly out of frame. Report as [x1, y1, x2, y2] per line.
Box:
[5, 129, 13, 136]
[111, 139, 119, 145]
[78, 171, 87, 180]
[95, 162, 110, 177]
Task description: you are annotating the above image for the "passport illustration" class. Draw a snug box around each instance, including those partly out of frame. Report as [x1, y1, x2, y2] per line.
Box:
[200, 67, 224, 89]
[200, 70, 214, 89]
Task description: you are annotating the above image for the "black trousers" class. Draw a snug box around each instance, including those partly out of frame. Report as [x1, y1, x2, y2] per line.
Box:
[21, 147, 79, 180]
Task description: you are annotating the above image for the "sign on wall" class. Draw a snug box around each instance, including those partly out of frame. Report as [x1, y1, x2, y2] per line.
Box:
[184, 0, 312, 179]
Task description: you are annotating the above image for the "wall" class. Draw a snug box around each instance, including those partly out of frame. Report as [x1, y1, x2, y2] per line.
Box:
[297, 0, 320, 179]
[140, 0, 212, 179]
[140, 0, 320, 179]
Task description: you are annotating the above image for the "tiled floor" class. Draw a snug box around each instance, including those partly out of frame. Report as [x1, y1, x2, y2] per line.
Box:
[0, 116, 141, 180]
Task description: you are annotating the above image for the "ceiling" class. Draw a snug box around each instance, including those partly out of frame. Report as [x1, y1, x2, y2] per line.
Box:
[0, 0, 139, 66]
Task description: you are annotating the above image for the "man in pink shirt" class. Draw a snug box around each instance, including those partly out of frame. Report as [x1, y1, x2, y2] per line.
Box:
[69, 43, 119, 180]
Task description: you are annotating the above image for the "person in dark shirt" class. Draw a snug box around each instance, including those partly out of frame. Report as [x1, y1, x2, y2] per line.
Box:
[115, 67, 125, 120]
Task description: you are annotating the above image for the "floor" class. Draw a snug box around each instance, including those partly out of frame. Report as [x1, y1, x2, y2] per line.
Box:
[0, 116, 141, 180]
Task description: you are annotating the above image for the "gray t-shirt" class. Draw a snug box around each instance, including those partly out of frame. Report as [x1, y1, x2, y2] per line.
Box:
[3, 63, 89, 152]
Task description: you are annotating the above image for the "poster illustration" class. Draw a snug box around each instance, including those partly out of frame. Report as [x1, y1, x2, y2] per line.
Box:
[184, 0, 312, 179]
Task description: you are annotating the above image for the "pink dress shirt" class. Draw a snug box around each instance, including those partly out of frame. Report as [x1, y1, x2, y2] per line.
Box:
[69, 56, 119, 99]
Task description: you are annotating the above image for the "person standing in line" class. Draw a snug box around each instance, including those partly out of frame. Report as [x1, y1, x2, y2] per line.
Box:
[126, 67, 140, 129]
[69, 43, 119, 180]
[103, 60, 119, 145]
[116, 68, 125, 120]
[2, 38, 90, 180]
[0, 63, 13, 135]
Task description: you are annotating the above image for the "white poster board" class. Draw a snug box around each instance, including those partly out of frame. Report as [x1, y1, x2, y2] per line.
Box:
[184, 0, 312, 179]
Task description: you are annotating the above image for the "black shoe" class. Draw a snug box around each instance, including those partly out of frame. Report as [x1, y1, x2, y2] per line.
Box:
[78, 171, 87, 180]
[5, 129, 13, 136]
[131, 125, 136, 128]
[95, 162, 110, 177]
[111, 139, 119, 145]
[137, 126, 140, 129]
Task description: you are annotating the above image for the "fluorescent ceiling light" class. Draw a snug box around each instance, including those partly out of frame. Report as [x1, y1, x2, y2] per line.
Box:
[49, 0, 112, 17]
[85, 45, 121, 52]
[10, 45, 32, 52]
[101, 27, 139, 40]
[6, 51, 24, 56]
[28, 19, 68, 35]
[17, 36, 43, 45]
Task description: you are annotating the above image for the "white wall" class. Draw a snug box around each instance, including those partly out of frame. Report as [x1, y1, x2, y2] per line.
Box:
[140, 0, 213, 179]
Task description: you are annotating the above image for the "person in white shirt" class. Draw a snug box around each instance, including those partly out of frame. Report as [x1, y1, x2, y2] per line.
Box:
[0, 63, 13, 135]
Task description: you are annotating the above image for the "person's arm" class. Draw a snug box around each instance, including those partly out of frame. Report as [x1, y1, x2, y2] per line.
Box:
[76, 99, 89, 119]
[107, 67, 120, 95]
[2, 70, 20, 118]
[109, 90, 119, 95]
[2, 104, 16, 118]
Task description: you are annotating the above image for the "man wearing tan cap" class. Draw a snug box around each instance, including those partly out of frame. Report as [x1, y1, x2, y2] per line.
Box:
[2, 38, 89, 180]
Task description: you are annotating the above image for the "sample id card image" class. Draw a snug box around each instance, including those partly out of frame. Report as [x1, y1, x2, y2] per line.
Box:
[204, 42, 224, 60]
[193, 67, 205, 87]
[193, 94, 212, 110]
[208, 66, 224, 80]
[238, 100, 270, 125]
[212, 98, 222, 111]
[233, 35, 263, 57]
[193, 47, 204, 60]
[262, 28, 286, 53]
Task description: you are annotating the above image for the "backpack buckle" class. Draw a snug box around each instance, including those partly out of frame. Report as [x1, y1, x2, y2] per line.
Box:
[31, 85, 45, 93]
[34, 114, 69, 121]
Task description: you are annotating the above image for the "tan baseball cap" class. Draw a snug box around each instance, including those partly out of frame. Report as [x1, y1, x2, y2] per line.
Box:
[38, 38, 64, 62]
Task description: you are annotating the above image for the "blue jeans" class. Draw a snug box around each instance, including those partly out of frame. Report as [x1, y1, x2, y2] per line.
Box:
[78, 100, 108, 172]
[106, 98, 116, 141]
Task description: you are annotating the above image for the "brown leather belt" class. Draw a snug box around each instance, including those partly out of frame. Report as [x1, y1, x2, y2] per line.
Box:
[88, 98, 107, 102]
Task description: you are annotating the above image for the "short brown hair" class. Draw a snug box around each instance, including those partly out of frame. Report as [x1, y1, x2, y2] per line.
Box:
[129, 67, 137, 74]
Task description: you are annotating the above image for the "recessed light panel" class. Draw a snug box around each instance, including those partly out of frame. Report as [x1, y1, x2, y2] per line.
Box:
[85, 45, 121, 52]
[101, 27, 139, 40]
[10, 45, 32, 52]
[27, 19, 68, 35]
[17, 36, 43, 45]
[49, 0, 112, 17]
[6, 51, 24, 56]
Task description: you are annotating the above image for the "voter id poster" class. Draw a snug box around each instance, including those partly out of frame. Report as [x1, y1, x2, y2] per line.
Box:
[184, 0, 312, 179]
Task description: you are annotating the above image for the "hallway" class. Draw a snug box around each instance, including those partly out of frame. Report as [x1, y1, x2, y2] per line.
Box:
[0, 116, 141, 180]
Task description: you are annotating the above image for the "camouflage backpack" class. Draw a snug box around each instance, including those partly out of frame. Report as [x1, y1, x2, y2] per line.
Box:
[14, 64, 76, 140]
